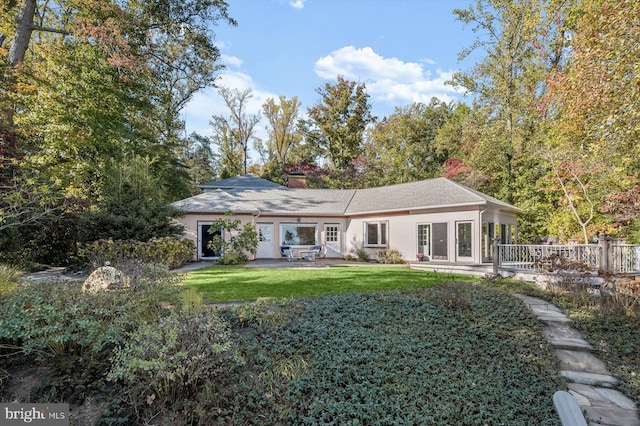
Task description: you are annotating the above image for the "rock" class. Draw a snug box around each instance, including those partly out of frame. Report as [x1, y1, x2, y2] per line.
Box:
[82, 266, 130, 293]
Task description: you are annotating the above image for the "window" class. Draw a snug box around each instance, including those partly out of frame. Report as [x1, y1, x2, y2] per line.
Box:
[280, 224, 317, 245]
[482, 222, 495, 261]
[418, 224, 430, 255]
[365, 221, 388, 247]
[325, 225, 339, 242]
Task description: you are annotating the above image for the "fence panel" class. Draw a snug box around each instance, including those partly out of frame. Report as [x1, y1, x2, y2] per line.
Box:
[611, 245, 640, 274]
[498, 244, 600, 272]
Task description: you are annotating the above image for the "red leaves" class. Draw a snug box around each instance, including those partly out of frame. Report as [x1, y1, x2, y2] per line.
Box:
[443, 158, 472, 179]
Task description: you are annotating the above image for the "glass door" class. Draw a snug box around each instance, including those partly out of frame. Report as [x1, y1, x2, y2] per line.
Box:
[456, 221, 473, 262]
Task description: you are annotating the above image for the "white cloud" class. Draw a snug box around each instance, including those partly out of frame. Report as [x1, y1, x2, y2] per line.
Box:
[221, 54, 243, 68]
[289, 0, 305, 9]
[183, 70, 276, 141]
[314, 46, 462, 107]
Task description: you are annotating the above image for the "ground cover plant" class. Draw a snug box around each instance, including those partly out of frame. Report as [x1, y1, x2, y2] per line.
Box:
[183, 265, 478, 302]
[211, 283, 565, 425]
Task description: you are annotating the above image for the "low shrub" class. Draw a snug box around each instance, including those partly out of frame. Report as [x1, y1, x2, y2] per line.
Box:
[107, 309, 244, 424]
[0, 267, 181, 402]
[225, 286, 564, 424]
[81, 237, 195, 270]
[375, 248, 405, 264]
[0, 263, 23, 297]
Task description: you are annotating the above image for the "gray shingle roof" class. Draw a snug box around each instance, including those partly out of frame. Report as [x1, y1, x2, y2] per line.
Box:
[345, 178, 520, 214]
[199, 174, 286, 190]
[173, 176, 521, 215]
[172, 189, 260, 214]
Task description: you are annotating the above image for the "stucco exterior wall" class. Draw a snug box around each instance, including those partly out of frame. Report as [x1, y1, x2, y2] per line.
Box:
[176, 206, 518, 263]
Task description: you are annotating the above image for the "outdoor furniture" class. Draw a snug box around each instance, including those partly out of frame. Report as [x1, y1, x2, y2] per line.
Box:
[280, 245, 291, 260]
[284, 245, 326, 263]
[310, 245, 326, 259]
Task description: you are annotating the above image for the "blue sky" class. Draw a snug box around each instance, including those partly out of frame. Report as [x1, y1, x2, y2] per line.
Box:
[183, 0, 478, 140]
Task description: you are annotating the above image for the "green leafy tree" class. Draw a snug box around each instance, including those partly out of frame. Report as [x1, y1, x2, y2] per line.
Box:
[543, 0, 640, 240]
[367, 99, 452, 186]
[179, 132, 217, 195]
[306, 76, 374, 187]
[78, 155, 184, 243]
[207, 213, 258, 265]
[451, 0, 569, 203]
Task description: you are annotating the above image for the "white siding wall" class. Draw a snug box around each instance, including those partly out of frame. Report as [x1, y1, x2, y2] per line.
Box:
[176, 207, 518, 262]
[175, 214, 348, 260]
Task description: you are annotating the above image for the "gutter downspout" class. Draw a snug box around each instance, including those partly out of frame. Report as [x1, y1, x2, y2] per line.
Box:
[251, 209, 261, 261]
[479, 206, 488, 265]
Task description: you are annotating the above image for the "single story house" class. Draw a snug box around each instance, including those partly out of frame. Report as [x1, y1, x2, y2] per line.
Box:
[172, 174, 522, 264]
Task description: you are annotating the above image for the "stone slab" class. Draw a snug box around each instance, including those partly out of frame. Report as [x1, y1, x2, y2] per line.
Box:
[561, 370, 619, 388]
[545, 323, 586, 339]
[556, 350, 610, 375]
[583, 406, 640, 426]
[568, 383, 637, 410]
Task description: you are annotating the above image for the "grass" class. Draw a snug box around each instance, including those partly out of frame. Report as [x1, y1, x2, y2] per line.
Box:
[182, 264, 479, 302]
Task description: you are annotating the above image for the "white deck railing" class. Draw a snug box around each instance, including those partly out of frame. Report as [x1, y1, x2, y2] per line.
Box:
[498, 244, 600, 272]
[611, 244, 640, 274]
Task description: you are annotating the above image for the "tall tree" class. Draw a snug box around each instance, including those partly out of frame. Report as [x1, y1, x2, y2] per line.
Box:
[306, 76, 374, 184]
[367, 99, 452, 185]
[260, 95, 303, 182]
[450, 0, 569, 203]
[210, 88, 261, 175]
[542, 0, 640, 241]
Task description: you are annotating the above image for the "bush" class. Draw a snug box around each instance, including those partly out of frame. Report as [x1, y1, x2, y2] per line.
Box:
[0, 263, 23, 297]
[375, 248, 405, 264]
[107, 309, 243, 424]
[0, 267, 181, 402]
[81, 237, 195, 270]
[207, 214, 258, 265]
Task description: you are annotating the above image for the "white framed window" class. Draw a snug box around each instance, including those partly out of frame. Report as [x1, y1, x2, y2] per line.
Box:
[325, 225, 339, 243]
[418, 224, 430, 256]
[365, 221, 388, 247]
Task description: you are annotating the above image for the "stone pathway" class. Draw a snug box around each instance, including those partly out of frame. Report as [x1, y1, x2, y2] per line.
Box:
[515, 294, 640, 426]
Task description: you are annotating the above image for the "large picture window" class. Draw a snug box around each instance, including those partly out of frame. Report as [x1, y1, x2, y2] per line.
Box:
[365, 221, 388, 247]
[280, 224, 317, 245]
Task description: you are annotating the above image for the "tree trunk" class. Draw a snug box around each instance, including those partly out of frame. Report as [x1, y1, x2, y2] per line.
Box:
[8, 0, 37, 66]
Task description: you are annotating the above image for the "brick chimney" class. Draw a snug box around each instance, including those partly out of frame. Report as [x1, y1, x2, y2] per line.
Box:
[287, 172, 307, 189]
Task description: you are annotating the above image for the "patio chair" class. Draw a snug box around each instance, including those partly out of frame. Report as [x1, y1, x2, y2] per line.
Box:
[310, 245, 326, 259]
[280, 245, 291, 261]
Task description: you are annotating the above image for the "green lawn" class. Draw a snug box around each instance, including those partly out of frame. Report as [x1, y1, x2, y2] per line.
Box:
[183, 265, 479, 302]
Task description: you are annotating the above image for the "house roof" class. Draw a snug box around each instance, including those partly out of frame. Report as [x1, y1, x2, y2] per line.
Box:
[173, 176, 522, 216]
[345, 178, 520, 215]
[199, 174, 287, 190]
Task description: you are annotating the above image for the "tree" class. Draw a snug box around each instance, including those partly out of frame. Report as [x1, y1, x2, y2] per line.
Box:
[451, 0, 569, 203]
[260, 95, 303, 182]
[179, 132, 217, 195]
[367, 99, 452, 186]
[78, 155, 184, 243]
[210, 88, 261, 175]
[542, 0, 640, 240]
[306, 76, 374, 185]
